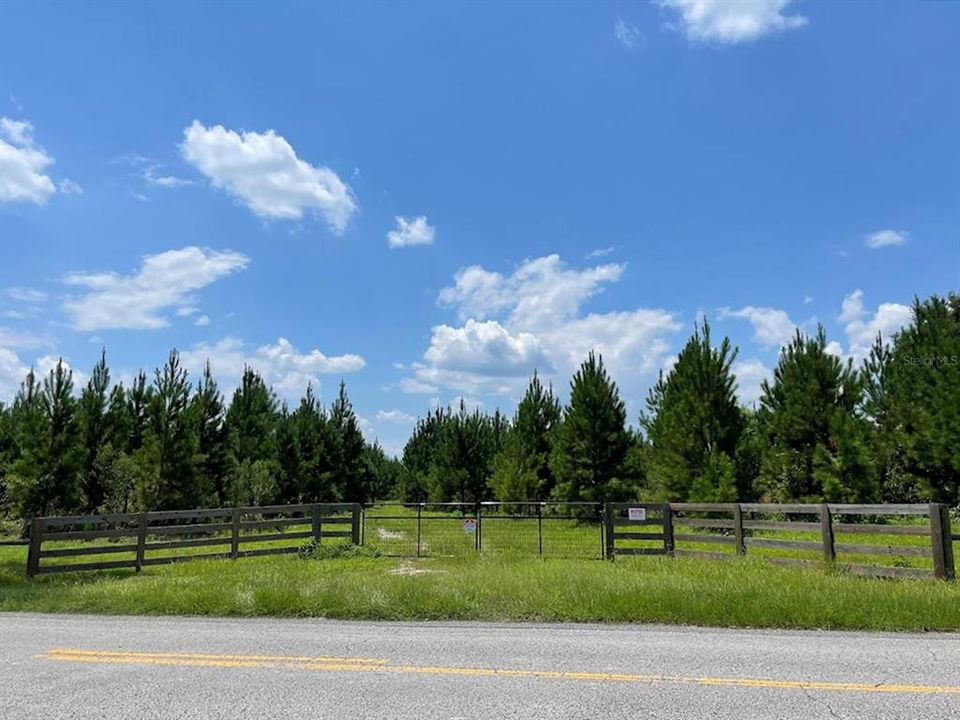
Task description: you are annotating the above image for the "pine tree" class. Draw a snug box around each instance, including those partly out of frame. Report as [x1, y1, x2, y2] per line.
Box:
[8, 362, 83, 520]
[550, 352, 632, 503]
[275, 403, 301, 503]
[399, 407, 447, 503]
[77, 350, 112, 512]
[190, 361, 229, 506]
[294, 383, 337, 502]
[873, 294, 960, 503]
[330, 380, 367, 502]
[491, 372, 561, 502]
[642, 322, 747, 502]
[363, 441, 402, 500]
[757, 327, 876, 503]
[141, 350, 199, 510]
[224, 367, 278, 505]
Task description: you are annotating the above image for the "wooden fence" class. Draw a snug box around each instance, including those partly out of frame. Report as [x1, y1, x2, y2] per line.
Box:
[606, 502, 956, 580]
[26, 503, 360, 578]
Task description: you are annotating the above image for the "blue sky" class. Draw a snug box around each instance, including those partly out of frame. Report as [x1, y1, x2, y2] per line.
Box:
[1, 0, 957, 454]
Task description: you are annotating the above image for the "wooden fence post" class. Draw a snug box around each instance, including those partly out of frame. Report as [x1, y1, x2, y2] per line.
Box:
[350, 503, 361, 545]
[820, 504, 835, 563]
[135, 512, 147, 572]
[662, 504, 675, 557]
[230, 507, 240, 559]
[26, 517, 43, 579]
[311, 505, 321, 544]
[603, 504, 615, 560]
[930, 503, 955, 580]
[733, 503, 745, 556]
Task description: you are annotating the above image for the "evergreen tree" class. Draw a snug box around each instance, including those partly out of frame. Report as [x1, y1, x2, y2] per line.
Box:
[125, 370, 152, 454]
[141, 350, 198, 510]
[550, 352, 631, 503]
[330, 380, 367, 502]
[872, 294, 960, 503]
[190, 361, 229, 506]
[294, 383, 337, 502]
[77, 350, 112, 512]
[490, 372, 561, 502]
[224, 367, 278, 505]
[275, 403, 301, 503]
[399, 407, 447, 503]
[363, 441, 402, 500]
[8, 362, 83, 520]
[757, 327, 876, 503]
[642, 322, 748, 502]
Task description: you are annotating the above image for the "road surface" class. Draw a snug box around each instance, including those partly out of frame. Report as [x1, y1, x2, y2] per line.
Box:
[0, 613, 957, 719]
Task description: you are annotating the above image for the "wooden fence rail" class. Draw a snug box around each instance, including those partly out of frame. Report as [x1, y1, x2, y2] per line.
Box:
[26, 503, 361, 578]
[607, 502, 955, 580]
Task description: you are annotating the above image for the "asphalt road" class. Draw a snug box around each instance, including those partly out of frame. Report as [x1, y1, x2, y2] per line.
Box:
[0, 613, 958, 719]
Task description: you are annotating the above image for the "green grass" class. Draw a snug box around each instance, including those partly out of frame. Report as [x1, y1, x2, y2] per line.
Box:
[1, 544, 959, 632]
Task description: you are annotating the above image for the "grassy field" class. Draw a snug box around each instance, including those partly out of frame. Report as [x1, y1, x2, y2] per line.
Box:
[1, 543, 959, 631]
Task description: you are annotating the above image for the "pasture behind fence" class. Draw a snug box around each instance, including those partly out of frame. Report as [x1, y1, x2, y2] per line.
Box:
[19, 500, 957, 581]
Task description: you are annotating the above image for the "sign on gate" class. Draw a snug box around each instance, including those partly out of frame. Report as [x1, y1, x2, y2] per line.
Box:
[463, 518, 477, 533]
[628, 507, 647, 521]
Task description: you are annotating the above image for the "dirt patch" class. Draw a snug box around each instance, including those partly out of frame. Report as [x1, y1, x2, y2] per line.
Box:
[377, 528, 405, 540]
[389, 562, 443, 576]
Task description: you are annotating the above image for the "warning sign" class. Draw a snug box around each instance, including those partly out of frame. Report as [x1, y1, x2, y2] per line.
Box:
[463, 518, 477, 533]
[628, 507, 647, 522]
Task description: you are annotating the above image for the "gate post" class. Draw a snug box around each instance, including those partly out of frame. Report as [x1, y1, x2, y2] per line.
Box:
[662, 504, 675, 556]
[135, 512, 147, 572]
[820, 504, 835, 563]
[26, 517, 43, 579]
[733, 504, 745, 556]
[603, 504, 615, 560]
[350, 503, 361, 545]
[416, 503, 422, 558]
[930, 503, 955, 580]
[231, 507, 241, 559]
[537, 502, 543, 557]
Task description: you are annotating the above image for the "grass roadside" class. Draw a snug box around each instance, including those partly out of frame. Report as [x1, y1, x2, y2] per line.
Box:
[1, 546, 958, 631]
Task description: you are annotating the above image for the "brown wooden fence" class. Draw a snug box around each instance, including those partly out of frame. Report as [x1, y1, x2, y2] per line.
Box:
[607, 502, 956, 580]
[26, 503, 360, 578]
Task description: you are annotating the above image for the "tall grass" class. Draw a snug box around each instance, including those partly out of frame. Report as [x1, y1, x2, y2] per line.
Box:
[1, 546, 958, 631]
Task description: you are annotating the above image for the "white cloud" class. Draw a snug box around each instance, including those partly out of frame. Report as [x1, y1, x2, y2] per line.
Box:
[180, 337, 365, 399]
[406, 255, 681, 399]
[586, 246, 616, 259]
[719, 305, 796, 349]
[732, 359, 770, 406]
[62, 246, 250, 331]
[837, 289, 912, 361]
[0, 346, 29, 401]
[57, 178, 83, 194]
[0, 117, 57, 204]
[375, 409, 416, 424]
[440, 254, 625, 329]
[0, 326, 47, 350]
[864, 229, 909, 249]
[399, 377, 439, 395]
[181, 120, 357, 233]
[614, 18, 645, 49]
[659, 0, 807, 44]
[4, 287, 47, 303]
[194, 315, 211, 327]
[387, 215, 435, 248]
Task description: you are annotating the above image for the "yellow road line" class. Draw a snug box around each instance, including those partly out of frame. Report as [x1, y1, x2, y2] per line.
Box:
[45, 648, 386, 665]
[37, 649, 960, 696]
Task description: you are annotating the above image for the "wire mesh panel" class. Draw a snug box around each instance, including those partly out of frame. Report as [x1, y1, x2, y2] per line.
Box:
[362, 503, 419, 557]
[420, 504, 478, 558]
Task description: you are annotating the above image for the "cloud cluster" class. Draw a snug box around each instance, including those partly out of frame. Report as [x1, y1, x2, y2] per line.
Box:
[0, 117, 80, 204]
[864, 229, 909, 249]
[659, 0, 807, 45]
[387, 216, 435, 248]
[719, 305, 797, 349]
[62, 246, 249, 331]
[838, 289, 912, 360]
[179, 337, 365, 399]
[181, 121, 357, 233]
[403, 255, 681, 397]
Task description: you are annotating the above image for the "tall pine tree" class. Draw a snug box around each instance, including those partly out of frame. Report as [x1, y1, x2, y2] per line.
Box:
[550, 352, 632, 503]
[642, 322, 748, 502]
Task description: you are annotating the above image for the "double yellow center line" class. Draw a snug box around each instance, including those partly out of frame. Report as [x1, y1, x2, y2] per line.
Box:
[38, 648, 960, 696]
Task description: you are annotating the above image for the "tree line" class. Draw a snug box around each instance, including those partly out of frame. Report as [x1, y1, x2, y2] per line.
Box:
[399, 293, 959, 508]
[0, 351, 401, 526]
[0, 292, 956, 527]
